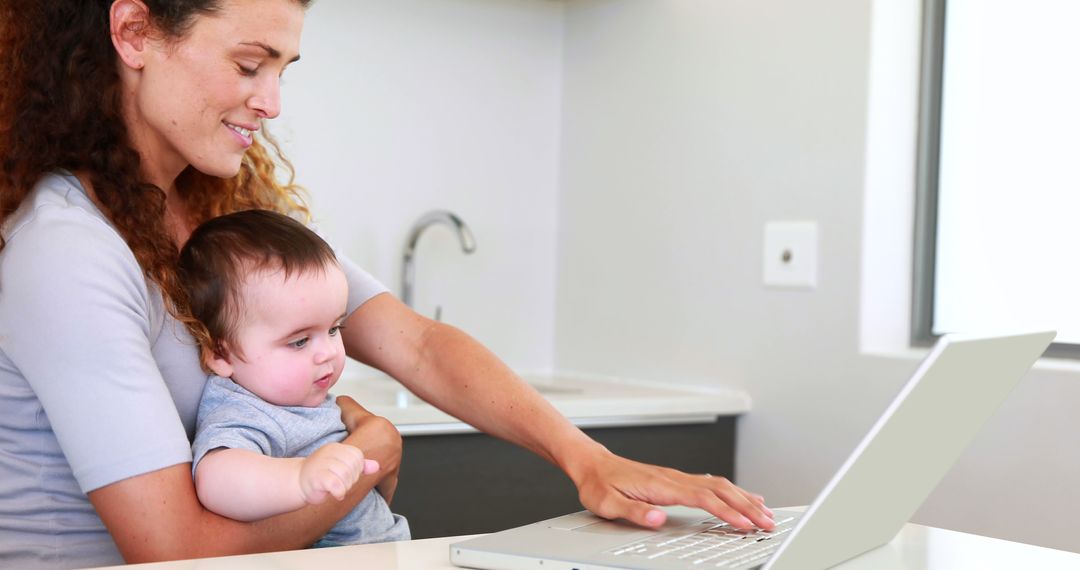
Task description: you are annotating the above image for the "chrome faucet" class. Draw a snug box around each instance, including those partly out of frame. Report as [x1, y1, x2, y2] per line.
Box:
[401, 210, 477, 314]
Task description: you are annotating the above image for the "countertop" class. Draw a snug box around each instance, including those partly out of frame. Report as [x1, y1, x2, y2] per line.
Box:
[96, 517, 1080, 569]
[332, 371, 751, 436]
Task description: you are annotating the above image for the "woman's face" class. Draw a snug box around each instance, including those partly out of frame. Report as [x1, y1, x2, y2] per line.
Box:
[127, 0, 304, 187]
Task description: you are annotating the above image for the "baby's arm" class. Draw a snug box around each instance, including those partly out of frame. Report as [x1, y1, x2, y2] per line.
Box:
[299, 443, 380, 505]
[195, 443, 378, 522]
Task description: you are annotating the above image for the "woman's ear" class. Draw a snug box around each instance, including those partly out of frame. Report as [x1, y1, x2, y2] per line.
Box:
[109, 0, 153, 71]
[206, 344, 235, 379]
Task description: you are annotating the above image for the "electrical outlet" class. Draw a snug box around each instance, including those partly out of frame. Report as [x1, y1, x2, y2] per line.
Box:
[763, 221, 818, 289]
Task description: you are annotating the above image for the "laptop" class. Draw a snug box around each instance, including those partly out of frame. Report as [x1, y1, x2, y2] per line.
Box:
[450, 331, 1055, 570]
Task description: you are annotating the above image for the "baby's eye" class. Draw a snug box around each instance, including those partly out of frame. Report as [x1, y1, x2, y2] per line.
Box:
[289, 337, 309, 349]
[329, 326, 341, 336]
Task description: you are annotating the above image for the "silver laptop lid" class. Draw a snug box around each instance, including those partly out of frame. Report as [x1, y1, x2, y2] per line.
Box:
[764, 331, 1055, 570]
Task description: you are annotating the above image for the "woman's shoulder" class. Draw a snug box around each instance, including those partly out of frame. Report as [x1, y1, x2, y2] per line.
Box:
[0, 172, 149, 306]
[3, 172, 119, 243]
[2, 172, 139, 269]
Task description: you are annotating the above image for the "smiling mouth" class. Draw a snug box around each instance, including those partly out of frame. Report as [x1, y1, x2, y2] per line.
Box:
[225, 122, 253, 138]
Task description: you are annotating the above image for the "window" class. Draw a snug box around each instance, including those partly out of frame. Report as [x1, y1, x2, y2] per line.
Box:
[913, 0, 1080, 355]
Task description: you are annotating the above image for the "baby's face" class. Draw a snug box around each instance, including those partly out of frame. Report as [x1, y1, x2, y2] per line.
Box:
[222, 263, 349, 407]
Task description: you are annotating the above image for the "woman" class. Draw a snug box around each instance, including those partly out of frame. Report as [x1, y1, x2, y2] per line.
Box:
[0, 0, 774, 567]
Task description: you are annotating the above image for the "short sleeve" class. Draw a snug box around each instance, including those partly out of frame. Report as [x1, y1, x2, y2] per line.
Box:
[191, 413, 276, 473]
[338, 254, 389, 315]
[0, 203, 192, 493]
[190, 376, 285, 472]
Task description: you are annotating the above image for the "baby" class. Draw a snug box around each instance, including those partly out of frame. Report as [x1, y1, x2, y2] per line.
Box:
[178, 209, 409, 546]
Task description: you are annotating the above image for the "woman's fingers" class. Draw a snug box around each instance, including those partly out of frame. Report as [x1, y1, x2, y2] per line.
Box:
[575, 454, 774, 531]
[335, 395, 374, 431]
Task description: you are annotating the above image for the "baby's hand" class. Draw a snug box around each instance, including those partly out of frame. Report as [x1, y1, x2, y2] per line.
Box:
[298, 442, 380, 504]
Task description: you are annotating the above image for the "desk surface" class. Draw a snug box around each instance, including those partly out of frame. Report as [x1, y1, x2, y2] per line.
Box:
[96, 521, 1080, 569]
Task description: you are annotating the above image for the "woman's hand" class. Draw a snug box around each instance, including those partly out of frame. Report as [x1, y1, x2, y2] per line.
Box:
[568, 445, 775, 530]
[337, 395, 402, 503]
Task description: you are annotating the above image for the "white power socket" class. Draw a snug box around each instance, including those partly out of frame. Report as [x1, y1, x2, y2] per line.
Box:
[763, 221, 818, 289]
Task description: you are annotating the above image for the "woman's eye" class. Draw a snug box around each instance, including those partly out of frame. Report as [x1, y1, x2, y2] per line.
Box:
[238, 65, 258, 77]
[289, 337, 309, 349]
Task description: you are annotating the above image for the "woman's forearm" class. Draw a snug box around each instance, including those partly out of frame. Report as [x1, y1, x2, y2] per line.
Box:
[342, 295, 600, 480]
[89, 462, 378, 563]
[407, 323, 601, 471]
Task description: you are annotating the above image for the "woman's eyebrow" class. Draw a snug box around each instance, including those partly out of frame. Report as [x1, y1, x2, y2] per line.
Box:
[238, 41, 301, 64]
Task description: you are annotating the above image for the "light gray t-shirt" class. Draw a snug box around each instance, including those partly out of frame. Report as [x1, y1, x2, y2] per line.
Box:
[0, 172, 388, 569]
[193, 375, 409, 545]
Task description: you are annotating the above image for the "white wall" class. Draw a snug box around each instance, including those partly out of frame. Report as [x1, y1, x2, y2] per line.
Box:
[556, 0, 879, 510]
[556, 0, 1080, 554]
[274, 0, 565, 373]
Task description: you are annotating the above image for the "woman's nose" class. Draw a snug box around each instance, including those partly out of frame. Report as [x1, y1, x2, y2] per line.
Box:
[249, 76, 281, 119]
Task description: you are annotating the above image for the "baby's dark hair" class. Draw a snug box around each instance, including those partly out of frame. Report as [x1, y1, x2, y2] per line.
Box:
[178, 209, 339, 367]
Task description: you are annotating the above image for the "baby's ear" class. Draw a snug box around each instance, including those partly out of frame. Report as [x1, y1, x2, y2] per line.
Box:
[206, 343, 235, 378]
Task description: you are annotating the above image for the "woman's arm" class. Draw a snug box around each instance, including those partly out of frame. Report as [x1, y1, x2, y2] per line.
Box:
[88, 411, 401, 563]
[341, 293, 774, 530]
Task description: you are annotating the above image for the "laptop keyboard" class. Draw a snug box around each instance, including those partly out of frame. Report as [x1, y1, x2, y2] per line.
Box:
[607, 515, 797, 568]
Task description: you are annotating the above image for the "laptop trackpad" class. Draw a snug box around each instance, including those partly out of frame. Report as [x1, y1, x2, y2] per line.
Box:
[571, 519, 650, 535]
[551, 510, 708, 533]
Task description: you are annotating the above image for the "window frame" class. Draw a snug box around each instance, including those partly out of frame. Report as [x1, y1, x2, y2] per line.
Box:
[911, 0, 1076, 357]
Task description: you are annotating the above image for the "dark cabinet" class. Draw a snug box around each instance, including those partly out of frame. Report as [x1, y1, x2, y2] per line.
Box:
[391, 417, 737, 538]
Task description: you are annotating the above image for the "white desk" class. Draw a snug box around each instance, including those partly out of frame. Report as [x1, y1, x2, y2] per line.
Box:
[96, 522, 1080, 569]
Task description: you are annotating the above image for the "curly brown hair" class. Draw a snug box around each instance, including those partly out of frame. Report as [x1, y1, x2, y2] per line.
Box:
[0, 0, 313, 329]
